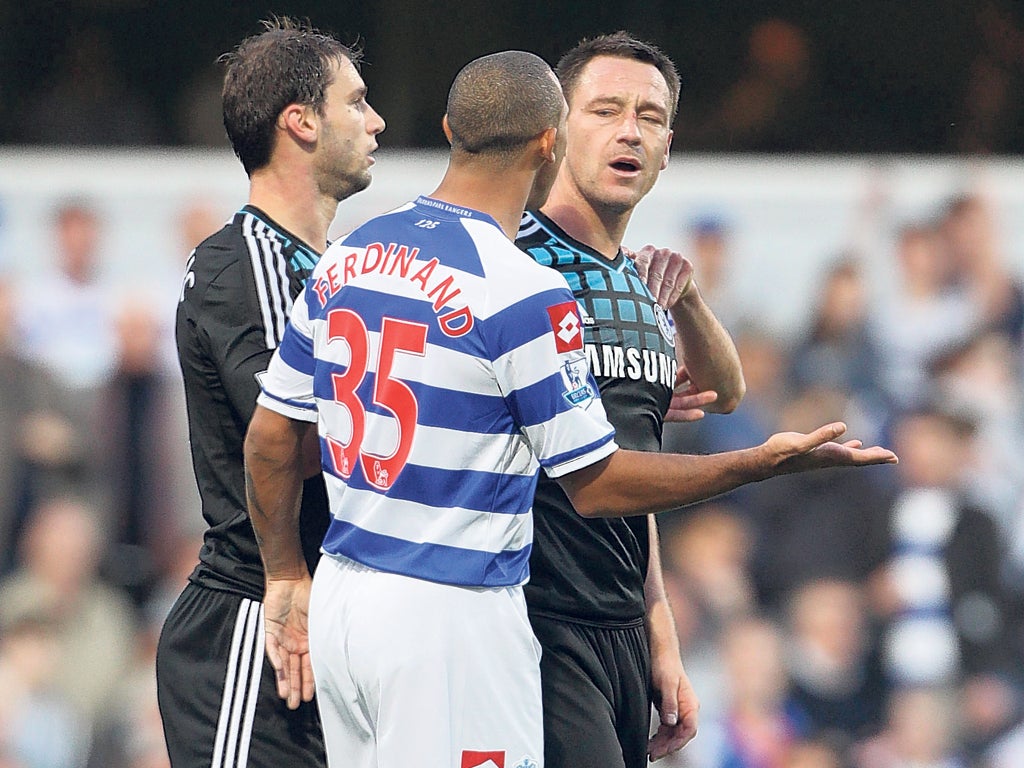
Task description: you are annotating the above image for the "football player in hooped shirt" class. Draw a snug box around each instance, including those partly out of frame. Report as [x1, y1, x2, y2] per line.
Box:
[244, 48, 898, 768]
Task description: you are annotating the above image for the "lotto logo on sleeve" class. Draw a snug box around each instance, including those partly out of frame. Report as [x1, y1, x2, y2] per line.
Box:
[547, 301, 584, 353]
[461, 750, 505, 768]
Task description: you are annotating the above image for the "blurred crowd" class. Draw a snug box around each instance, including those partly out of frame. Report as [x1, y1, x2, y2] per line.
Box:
[3, 3, 1024, 153]
[1, 185, 1024, 768]
[660, 192, 1024, 768]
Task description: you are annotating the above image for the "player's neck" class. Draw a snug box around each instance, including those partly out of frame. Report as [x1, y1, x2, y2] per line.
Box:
[248, 166, 336, 254]
[430, 163, 533, 241]
[540, 185, 630, 260]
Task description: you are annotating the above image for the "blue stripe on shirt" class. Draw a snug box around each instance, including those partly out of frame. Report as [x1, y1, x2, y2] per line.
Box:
[318, 444, 538, 512]
[277, 323, 315, 375]
[323, 521, 532, 586]
[311, 371, 519, 433]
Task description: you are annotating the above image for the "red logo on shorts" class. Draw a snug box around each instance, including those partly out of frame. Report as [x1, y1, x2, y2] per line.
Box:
[461, 750, 505, 768]
[547, 301, 583, 353]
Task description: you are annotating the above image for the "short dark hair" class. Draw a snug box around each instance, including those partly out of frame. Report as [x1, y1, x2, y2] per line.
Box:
[445, 50, 563, 159]
[221, 17, 361, 176]
[556, 31, 681, 121]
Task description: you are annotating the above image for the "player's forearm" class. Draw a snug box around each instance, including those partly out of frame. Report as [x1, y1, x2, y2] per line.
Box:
[243, 406, 310, 581]
[560, 446, 765, 519]
[670, 285, 744, 413]
[646, 592, 681, 662]
[644, 518, 679, 656]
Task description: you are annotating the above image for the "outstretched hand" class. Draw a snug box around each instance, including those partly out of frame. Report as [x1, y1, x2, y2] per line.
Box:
[263, 576, 315, 709]
[763, 422, 898, 475]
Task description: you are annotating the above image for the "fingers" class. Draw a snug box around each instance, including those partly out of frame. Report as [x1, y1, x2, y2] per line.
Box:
[664, 408, 707, 423]
[665, 389, 717, 423]
[849, 446, 899, 465]
[301, 652, 316, 703]
[288, 646, 302, 710]
[265, 633, 290, 701]
[805, 421, 848, 450]
[634, 245, 694, 308]
[631, 244, 651, 281]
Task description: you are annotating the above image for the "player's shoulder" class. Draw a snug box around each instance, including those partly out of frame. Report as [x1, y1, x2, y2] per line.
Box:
[180, 212, 266, 310]
[187, 213, 247, 276]
[514, 210, 585, 267]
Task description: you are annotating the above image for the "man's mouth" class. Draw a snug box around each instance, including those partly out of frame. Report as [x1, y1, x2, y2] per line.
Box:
[610, 158, 641, 173]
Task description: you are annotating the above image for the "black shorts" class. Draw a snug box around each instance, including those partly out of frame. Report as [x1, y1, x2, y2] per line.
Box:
[156, 582, 325, 768]
[530, 614, 652, 768]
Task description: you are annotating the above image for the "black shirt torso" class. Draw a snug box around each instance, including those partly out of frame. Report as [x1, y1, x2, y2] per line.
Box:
[516, 211, 677, 623]
[176, 205, 329, 599]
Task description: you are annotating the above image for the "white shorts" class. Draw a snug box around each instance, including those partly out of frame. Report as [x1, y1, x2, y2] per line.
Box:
[309, 554, 544, 768]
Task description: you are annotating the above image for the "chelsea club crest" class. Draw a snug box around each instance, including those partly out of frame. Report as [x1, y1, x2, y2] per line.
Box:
[654, 303, 676, 344]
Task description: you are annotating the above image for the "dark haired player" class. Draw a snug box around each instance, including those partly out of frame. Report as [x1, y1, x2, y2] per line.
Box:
[155, 17, 384, 768]
[517, 32, 744, 767]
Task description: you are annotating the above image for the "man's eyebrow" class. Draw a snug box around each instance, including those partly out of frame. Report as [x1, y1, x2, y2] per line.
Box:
[586, 94, 669, 117]
[585, 95, 627, 107]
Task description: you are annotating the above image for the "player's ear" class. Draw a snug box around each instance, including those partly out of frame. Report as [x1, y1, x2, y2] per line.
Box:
[441, 114, 454, 146]
[536, 126, 558, 164]
[279, 103, 318, 144]
[660, 129, 673, 171]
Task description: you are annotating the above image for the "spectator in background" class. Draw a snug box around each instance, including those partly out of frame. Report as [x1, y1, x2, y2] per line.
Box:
[853, 687, 965, 768]
[176, 200, 224, 257]
[745, 385, 891, 608]
[684, 213, 745, 333]
[0, 277, 83, 574]
[870, 224, 980, 411]
[788, 257, 889, 443]
[0, 607, 90, 768]
[784, 579, 886, 744]
[660, 502, 757, 730]
[663, 324, 787, 465]
[16, 200, 118, 391]
[0, 496, 135, 725]
[939, 193, 1024, 346]
[930, 331, 1024, 564]
[99, 299, 187, 611]
[871, 407, 1013, 688]
[14, 201, 118, 513]
[782, 738, 845, 768]
[706, 615, 808, 768]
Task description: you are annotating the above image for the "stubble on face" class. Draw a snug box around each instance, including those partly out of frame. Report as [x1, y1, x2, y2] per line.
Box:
[316, 58, 379, 203]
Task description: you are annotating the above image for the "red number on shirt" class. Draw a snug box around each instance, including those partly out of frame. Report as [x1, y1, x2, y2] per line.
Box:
[324, 310, 427, 490]
[325, 309, 368, 480]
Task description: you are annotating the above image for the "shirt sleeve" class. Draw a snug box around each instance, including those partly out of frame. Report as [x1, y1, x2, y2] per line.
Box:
[487, 284, 617, 478]
[198, 258, 281, 424]
[256, 288, 319, 423]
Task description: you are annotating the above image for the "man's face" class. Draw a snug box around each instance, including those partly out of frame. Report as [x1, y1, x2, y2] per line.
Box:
[560, 55, 673, 215]
[315, 58, 386, 202]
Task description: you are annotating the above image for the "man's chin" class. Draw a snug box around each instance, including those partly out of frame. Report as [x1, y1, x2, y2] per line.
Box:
[335, 173, 372, 202]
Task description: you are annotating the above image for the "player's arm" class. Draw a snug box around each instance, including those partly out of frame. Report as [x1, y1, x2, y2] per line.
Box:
[645, 517, 699, 760]
[631, 245, 745, 417]
[244, 404, 316, 710]
[556, 421, 896, 519]
[202, 259, 281, 423]
[242, 290, 321, 710]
